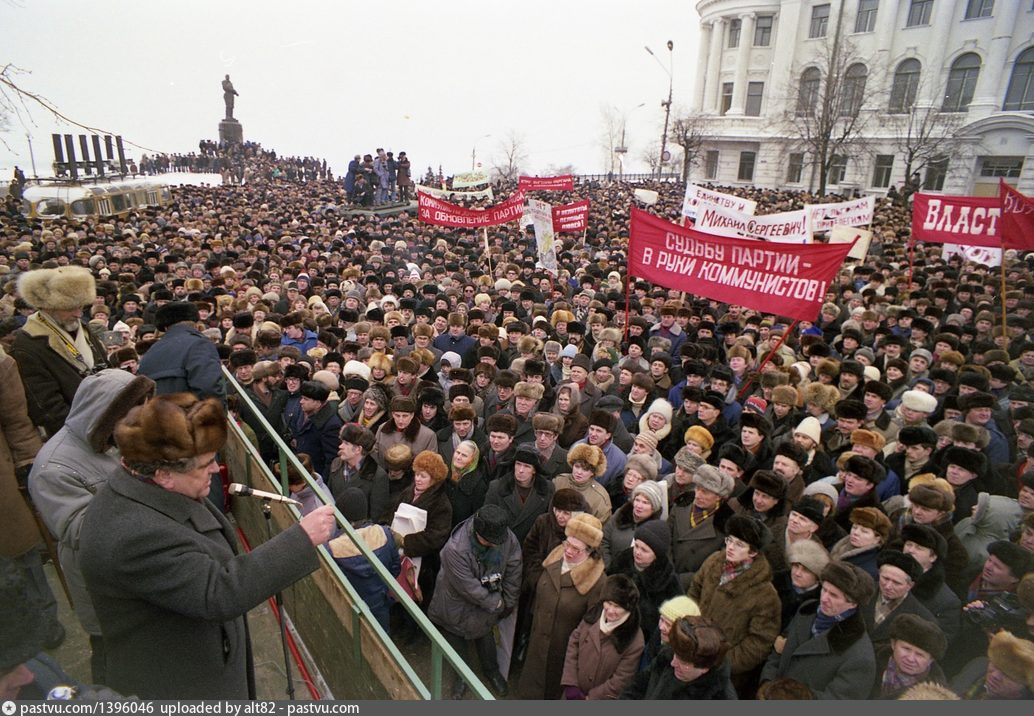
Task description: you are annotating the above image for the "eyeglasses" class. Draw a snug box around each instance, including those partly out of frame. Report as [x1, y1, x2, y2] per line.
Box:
[725, 536, 750, 550]
[562, 539, 587, 554]
[534, 430, 557, 438]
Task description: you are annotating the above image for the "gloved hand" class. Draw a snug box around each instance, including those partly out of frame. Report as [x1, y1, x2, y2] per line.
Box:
[563, 686, 586, 700]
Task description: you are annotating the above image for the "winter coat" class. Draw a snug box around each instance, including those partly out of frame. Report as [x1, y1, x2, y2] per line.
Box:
[483, 472, 554, 544]
[372, 422, 437, 468]
[28, 369, 143, 634]
[443, 463, 491, 528]
[601, 503, 658, 568]
[561, 602, 644, 700]
[522, 509, 566, 596]
[830, 536, 882, 580]
[910, 562, 961, 644]
[688, 551, 782, 675]
[773, 569, 822, 631]
[517, 544, 608, 699]
[325, 456, 390, 528]
[555, 407, 590, 449]
[760, 602, 876, 700]
[861, 592, 937, 658]
[240, 385, 289, 463]
[537, 445, 570, 481]
[0, 347, 43, 558]
[621, 646, 738, 700]
[391, 479, 453, 601]
[552, 473, 612, 523]
[954, 492, 1024, 576]
[890, 515, 970, 598]
[870, 653, 948, 699]
[136, 322, 224, 400]
[670, 492, 734, 590]
[79, 469, 320, 699]
[428, 517, 522, 639]
[290, 402, 343, 478]
[328, 523, 401, 631]
[11, 314, 109, 437]
[607, 547, 680, 647]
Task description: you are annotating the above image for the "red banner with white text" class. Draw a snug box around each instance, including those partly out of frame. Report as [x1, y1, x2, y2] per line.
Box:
[628, 207, 854, 321]
[518, 175, 574, 191]
[552, 200, 590, 233]
[1001, 180, 1034, 251]
[910, 192, 1001, 248]
[417, 191, 525, 228]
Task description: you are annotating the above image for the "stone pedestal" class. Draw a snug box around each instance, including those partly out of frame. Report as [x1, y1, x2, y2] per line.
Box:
[219, 118, 243, 146]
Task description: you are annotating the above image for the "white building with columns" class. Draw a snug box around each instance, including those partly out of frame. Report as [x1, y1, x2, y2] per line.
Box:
[690, 0, 1034, 196]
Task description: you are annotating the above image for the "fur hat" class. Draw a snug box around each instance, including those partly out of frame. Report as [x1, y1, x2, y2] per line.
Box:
[674, 446, 706, 473]
[18, 265, 95, 310]
[154, 301, 200, 330]
[568, 443, 607, 478]
[890, 613, 947, 660]
[600, 573, 640, 613]
[726, 514, 771, 551]
[299, 380, 330, 402]
[748, 469, 786, 500]
[949, 421, 989, 449]
[771, 385, 799, 406]
[588, 408, 617, 433]
[514, 381, 544, 401]
[389, 395, 417, 414]
[816, 358, 841, 380]
[473, 504, 510, 545]
[821, 560, 875, 606]
[878, 549, 923, 583]
[1019, 573, 1034, 613]
[863, 380, 893, 402]
[958, 391, 996, 412]
[901, 390, 937, 413]
[565, 513, 604, 549]
[987, 540, 1034, 579]
[850, 429, 885, 453]
[739, 411, 772, 437]
[693, 464, 735, 498]
[900, 523, 948, 560]
[786, 539, 830, 576]
[412, 450, 448, 484]
[116, 394, 226, 465]
[552, 487, 588, 513]
[802, 383, 840, 414]
[845, 454, 885, 484]
[898, 425, 938, 447]
[384, 444, 414, 471]
[987, 631, 1034, 691]
[684, 425, 715, 453]
[908, 477, 955, 512]
[631, 478, 665, 514]
[850, 507, 892, 541]
[634, 519, 671, 558]
[835, 399, 867, 421]
[626, 454, 659, 483]
[945, 446, 986, 476]
[791, 496, 827, 527]
[448, 404, 477, 423]
[486, 412, 518, 436]
[532, 412, 563, 434]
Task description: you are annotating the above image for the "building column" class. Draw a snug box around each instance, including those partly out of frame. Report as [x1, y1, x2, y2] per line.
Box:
[705, 17, 726, 113]
[968, 1, 1023, 116]
[726, 13, 755, 116]
[693, 21, 714, 113]
[917, 1, 960, 108]
[768, 3, 800, 118]
[873, 0, 900, 62]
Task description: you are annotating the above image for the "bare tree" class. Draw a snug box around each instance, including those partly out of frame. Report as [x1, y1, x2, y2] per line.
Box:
[639, 140, 662, 175]
[888, 99, 967, 190]
[545, 163, 577, 176]
[597, 104, 624, 176]
[490, 131, 528, 182]
[777, 7, 881, 195]
[668, 110, 707, 182]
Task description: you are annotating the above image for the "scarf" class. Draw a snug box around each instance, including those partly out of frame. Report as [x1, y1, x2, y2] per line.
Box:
[599, 610, 630, 635]
[471, 529, 504, 578]
[881, 655, 927, 696]
[720, 557, 753, 586]
[873, 594, 904, 626]
[690, 501, 720, 529]
[27, 311, 95, 372]
[812, 606, 856, 638]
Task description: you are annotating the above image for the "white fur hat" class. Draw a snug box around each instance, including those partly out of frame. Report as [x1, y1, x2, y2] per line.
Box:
[18, 266, 96, 310]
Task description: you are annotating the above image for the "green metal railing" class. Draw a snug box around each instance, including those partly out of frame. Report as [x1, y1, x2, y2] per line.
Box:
[222, 367, 492, 700]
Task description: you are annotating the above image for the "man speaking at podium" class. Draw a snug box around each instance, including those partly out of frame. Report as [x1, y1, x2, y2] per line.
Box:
[79, 393, 336, 699]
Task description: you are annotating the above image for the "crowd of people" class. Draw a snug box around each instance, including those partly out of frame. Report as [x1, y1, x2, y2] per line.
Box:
[138, 140, 332, 185]
[2, 142, 1034, 702]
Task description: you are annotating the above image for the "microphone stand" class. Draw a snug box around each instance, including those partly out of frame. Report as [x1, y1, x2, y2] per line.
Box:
[261, 500, 296, 700]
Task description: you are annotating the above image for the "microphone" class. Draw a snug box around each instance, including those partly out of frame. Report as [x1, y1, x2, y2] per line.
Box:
[228, 483, 302, 506]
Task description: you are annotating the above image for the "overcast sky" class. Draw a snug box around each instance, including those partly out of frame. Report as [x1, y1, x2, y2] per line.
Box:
[1, 0, 700, 180]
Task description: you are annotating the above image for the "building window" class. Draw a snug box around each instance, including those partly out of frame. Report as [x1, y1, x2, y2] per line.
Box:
[787, 153, 805, 183]
[980, 156, 1024, 178]
[810, 4, 831, 38]
[745, 82, 764, 116]
[754, 15, 773, 46]
[797, 67, 821, 116]
[872, 154, 894, 187]
[828, 155, 848, 185]
[889, 58, 921, 113]
[1004, 47, 1034, 111]
[854, 0, 879, 33]
[738, 151, 756, 181]
[906, 0, 933, 27]
[705, 150, 720, 179]
[964, 0, 994, 19]
[720, 83, 734, 115]
[841, 63, 868, 117]
[728, 18, 741, 48]
[923, 156, 948, 190]
[942, 53, 981, 112]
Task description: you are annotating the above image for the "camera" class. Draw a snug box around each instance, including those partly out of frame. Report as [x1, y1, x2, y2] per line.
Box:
[965, 592, 1029, 633]
[480, 572, 503, 593]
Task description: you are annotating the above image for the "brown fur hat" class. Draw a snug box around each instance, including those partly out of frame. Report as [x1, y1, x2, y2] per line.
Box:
[514, 381, 545, 401]
[850, 506, 892, 541]
[987, 630, 1034, 691]
[815, 358, 841, 379]
[890, 613, 947, 660]
[551, 487, 589, 512]
[411, 450, 448, 484]
[568, 443, 607, 478]
[908, 477, 956, 512]
[116, 393, 227, 465]
[18, 266, 96, 310]
[821, 560, 875, 606]
[367, 352, 393, 376]
[771, 385, 798, 406]
[383, 444, 414, 471]
[532, 412, 563, 434]
[565, 512, 604, 549]
[448, 404, 477, 423]
[486, 412, 518, 436]
[802, 383, 840, 414]
[896, 682, 960, 700]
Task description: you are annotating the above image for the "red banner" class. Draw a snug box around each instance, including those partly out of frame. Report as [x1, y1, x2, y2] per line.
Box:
[417, 191, 525, 228]
[911, 192, 1001, 248]
[552, 200, 589, 233]
[518, 175, 574, 191]
[1001, 180, 1034, 251]
[628, 207, 854, 321]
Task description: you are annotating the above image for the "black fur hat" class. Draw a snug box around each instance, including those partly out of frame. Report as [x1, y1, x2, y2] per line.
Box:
[877, 549, 923, 583]
[944, 446, 986, 475]
[900, 523, 947, 561]
[600, 573, 640, 613]
[726, 514, 772, 551]
[154, 301, 200, 330]
[835, 399, 867, 421]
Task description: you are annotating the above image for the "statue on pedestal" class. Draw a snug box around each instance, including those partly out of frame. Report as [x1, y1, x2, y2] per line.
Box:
[222, 75, 238, 120]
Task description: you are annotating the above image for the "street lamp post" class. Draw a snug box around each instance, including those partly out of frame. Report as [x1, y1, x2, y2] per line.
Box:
[471, 134, 492, 171]
[614, 102, 645, 180]
[645, 41, 674, 179]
